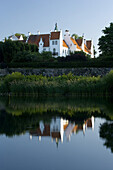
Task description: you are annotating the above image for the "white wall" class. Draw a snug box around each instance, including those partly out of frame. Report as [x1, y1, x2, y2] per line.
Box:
[39, 38, 44, 53]
[64, 30, 76, 53]
[62, 47, 68, 57]
[91, 40, 94, 58]
[50, 39, 60, 57]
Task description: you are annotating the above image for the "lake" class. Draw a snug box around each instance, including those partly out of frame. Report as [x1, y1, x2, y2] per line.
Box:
[0, 96, 113, 170]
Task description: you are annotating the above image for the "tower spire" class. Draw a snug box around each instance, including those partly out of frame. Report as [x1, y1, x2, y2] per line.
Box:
[54, 23, 58, 32]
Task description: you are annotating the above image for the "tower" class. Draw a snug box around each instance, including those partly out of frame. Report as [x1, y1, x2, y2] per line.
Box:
[54, 23, 58, 32]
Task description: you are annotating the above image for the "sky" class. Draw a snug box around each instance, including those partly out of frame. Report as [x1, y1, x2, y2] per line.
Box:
[0, 0, 113, 55]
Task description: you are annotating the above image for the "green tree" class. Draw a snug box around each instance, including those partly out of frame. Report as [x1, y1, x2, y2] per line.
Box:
[72, 34, 78, 39]
[98, 23, 113, 56]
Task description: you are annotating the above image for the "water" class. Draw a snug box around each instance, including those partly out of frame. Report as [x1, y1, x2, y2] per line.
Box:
[0, 97, 113, 170]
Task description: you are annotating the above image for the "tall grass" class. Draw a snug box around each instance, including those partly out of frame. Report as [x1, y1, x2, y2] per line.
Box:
[0, 71, 113, 97]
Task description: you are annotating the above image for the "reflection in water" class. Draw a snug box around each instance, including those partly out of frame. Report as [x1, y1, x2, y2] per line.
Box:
[30, 116, 94, 145]
[100, 122, 113, 153]
[0, 96, 113, 150]
[1, 97, 113, 170]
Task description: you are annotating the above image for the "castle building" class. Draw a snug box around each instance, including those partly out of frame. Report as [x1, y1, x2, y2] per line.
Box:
[27, 24, 94, 58]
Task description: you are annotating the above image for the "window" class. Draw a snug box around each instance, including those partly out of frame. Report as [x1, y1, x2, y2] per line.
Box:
[63, 49, 64, 53]
[55, 41, 57, 45]
[52, 41, 54, 45]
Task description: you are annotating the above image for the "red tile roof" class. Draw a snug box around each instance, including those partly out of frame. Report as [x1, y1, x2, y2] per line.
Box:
[50, 31, 60, 40]
[28, 34, 50, 47]
[86, 40, 91, 50]
[76, 39, 83, 46]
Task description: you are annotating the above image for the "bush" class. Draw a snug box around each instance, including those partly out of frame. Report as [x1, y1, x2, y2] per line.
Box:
[0, 71, 113, 97]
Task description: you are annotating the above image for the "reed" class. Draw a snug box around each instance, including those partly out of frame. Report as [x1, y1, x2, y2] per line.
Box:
[0, 71, 113, 97]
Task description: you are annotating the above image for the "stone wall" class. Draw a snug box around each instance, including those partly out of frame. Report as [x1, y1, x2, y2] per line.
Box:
[0, 68, 113, 77]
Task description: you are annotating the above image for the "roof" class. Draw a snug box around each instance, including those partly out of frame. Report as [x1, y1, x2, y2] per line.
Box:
[50, 31, 60, 40]
[16, 35, 21, 39]
[28, 34, 50, 47]
[84, 44, 91, 54]
[63, 40, 68, 48]
[86, 40, 91, 50]
[76, 39, 83, 46]
[71, 37, 82, 50]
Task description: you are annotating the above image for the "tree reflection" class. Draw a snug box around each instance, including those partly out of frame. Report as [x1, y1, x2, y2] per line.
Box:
[100, 122, 113, 153]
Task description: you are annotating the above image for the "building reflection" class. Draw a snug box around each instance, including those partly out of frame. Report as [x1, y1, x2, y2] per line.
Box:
[29, 116, 94, 145]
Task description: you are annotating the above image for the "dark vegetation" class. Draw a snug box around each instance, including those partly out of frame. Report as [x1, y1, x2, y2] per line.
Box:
[0, 70, 113, 97]
[98, 23, 113, 57]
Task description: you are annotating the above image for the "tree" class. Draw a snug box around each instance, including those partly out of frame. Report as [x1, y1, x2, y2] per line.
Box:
[72, 34, 78, 39]
[98, 23, 113, 56]
[72, 34, 83, 40]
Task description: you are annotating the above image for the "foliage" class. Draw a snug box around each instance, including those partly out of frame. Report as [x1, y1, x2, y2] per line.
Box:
[0, 71, 113, 97]
[0, 40, 38, 64]
[72, 34, 78, 39]
[12, 51, 40, 62]
[71, 34, 83, 40]
[98, 23, 113, 56]
[58, 51, 89, 62]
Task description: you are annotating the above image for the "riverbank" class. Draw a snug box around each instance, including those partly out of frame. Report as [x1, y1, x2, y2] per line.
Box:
[0, 71, 113, 97]
[0, 67, 113, 77]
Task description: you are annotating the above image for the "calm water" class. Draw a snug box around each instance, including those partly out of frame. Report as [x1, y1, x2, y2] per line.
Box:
[0, 97, 113, 170]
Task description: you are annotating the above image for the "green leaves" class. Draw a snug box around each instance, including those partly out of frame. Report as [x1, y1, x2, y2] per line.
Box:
[98, 22, 113, 56]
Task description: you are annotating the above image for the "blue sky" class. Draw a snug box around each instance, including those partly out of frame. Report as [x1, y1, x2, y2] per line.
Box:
[0, 0, 113, 55]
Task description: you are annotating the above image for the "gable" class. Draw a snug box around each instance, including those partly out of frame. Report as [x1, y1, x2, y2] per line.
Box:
[76, 39, 83, 47]
[71, 37, 82, 50]
[50, 31, 60, 40]
[86, 40, 91, 50]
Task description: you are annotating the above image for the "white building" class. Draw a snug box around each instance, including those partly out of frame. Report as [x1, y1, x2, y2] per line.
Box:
[28, 24, 94, 58]
[28, 24, 69, 57]
[64, 30, 94, 58]
[9, 34, 24, 41]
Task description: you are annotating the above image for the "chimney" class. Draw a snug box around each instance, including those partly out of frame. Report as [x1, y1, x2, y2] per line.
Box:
[37, 31, 40, 35]
[64, 30, 70, 36]
[28, 32, 31, 36]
